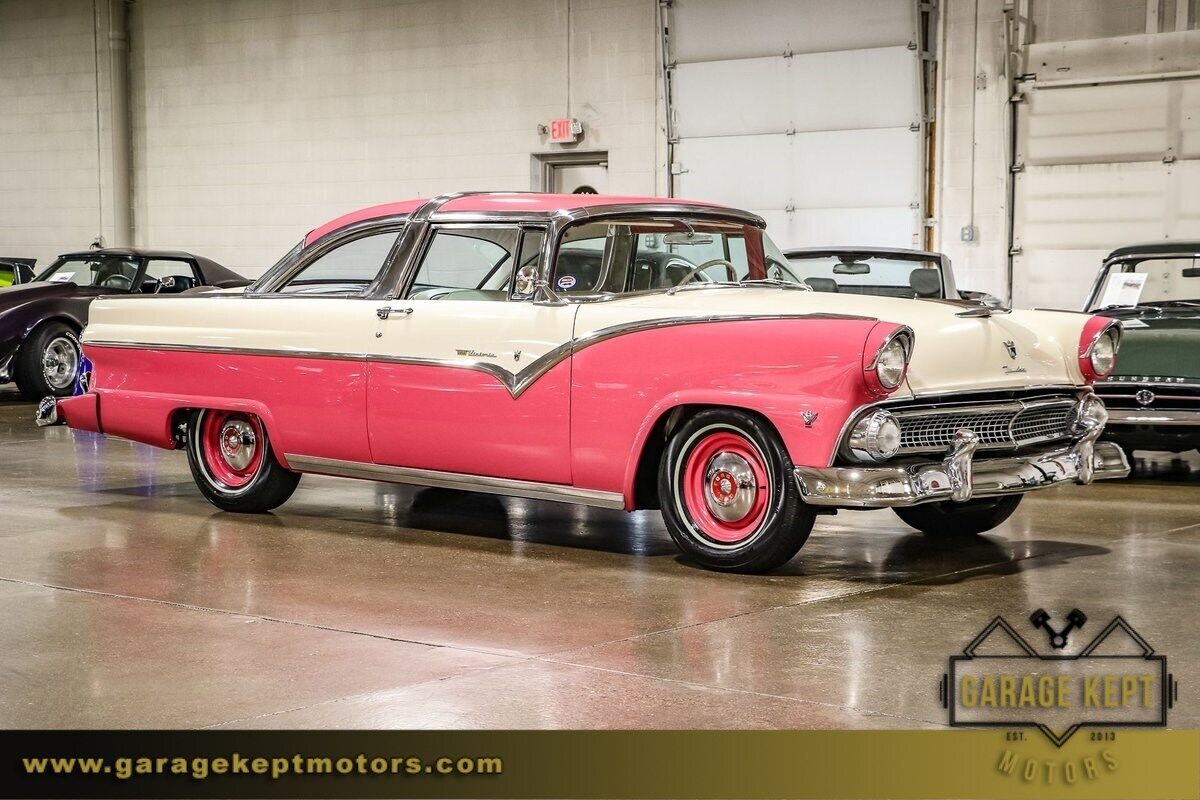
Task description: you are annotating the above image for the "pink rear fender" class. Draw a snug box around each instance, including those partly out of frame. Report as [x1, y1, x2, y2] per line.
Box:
[81, 344, 370, 467]
[569, 317, 887, 502]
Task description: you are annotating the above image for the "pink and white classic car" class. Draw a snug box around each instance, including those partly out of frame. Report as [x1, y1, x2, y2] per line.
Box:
[42, 193, 1129, 572]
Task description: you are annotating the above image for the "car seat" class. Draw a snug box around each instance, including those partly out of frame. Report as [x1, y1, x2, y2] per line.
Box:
[908, 268, 942, 298]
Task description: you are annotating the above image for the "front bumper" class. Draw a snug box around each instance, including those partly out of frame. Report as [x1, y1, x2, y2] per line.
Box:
[794, 399, 1129, 508]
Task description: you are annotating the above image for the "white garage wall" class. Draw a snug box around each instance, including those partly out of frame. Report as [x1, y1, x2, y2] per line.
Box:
[131, 0, 661, 275]
[0, 0, 104, 265]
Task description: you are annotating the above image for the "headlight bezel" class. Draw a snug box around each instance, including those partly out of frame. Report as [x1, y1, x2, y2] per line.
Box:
[1078, 319, 1122, 383]
[862, 326, 914, 396]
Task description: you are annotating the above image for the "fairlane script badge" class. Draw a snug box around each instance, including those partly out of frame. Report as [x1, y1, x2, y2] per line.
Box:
[941, 612, 1176, 746]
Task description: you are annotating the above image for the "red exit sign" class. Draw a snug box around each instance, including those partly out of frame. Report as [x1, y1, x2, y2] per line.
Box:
[548, 118, 581, 143]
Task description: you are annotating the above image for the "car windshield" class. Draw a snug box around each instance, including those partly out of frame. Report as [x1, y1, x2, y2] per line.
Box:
[784, 252, 945, 298]
[550, 217, 798, 296]
[35, 255, 143, 290]
[1089, 257, 1200, 311]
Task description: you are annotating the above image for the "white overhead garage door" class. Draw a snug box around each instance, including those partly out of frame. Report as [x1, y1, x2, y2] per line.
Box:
[1012, 77, 1200, 309]
[665, 0, 924, 249]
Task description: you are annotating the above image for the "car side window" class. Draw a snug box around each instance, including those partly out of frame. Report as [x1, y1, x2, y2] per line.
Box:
[552, 218, 764, 295]
[140, 259, 200, 294]
[406, 226, 518, 301]
[278, 231, 399, 295]
[0, 266, 14, 287]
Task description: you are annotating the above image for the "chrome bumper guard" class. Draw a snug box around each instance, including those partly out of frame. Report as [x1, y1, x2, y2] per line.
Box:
[35, 397, 62, 427]
[795, 395, 1130, 508]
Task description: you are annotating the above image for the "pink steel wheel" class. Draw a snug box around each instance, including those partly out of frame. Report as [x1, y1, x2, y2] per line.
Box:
[680, 429, 770, 544]
[198, 410, 265, 490]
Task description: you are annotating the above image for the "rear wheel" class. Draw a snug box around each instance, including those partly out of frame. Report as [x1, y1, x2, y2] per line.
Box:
[658, 408, 815, 573]
[14, 322, 80, 400]
[185, 409, 300, 512]
[893, 495, 1022, 536]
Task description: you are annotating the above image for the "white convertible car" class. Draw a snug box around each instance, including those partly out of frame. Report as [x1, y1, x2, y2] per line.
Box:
[44, 192, 1129, 573]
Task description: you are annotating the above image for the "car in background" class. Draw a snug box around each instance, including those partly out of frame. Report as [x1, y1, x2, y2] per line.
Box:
[47, 193, 1127, 573]
[1086, 241, 1200, 455]
[0, 258, 36, 287]
[783, 247, 1002, 306]
[0, 248, 247, 400]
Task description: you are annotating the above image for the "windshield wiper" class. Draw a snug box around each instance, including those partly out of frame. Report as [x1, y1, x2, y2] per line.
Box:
[1154, 300, 1200, 309]
[738, 278, 811, 291]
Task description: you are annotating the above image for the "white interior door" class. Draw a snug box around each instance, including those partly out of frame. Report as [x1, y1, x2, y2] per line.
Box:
[667, 0, 924, 249]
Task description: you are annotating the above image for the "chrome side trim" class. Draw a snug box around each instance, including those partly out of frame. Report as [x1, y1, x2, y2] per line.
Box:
[84, 312, 876, 400]
[1106, 409, 1200, 426]
[285, 455, 627, 509]
[84, 340, 365, 362]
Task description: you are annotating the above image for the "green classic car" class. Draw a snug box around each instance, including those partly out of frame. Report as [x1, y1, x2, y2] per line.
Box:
[1088, 241, 1200, 454]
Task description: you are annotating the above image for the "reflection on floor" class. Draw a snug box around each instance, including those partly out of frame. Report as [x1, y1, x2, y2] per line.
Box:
[0, 388, 1197, 729]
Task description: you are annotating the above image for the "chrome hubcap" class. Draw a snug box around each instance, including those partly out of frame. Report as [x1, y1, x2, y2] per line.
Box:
[218, 420, 257, 470]
[42, 336, 79, 390]
[703, 452, 757, 522]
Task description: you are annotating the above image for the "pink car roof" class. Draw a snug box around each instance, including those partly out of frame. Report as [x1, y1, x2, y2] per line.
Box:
[304, 193, 732, 245]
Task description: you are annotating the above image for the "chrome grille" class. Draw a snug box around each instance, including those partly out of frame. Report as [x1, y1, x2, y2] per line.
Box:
[891, 397, 1079, 455]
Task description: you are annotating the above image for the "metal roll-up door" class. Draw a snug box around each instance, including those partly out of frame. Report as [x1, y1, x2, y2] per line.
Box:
[1011, 77, 1200, 309]
[665, 0, 925, 249]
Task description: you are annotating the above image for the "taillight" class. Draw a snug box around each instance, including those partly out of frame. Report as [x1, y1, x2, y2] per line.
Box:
[1078, 317, 1121, 383]
[862, 323, 914, 397]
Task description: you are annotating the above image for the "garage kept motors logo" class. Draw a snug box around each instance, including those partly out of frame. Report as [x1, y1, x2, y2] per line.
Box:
[941, 611, 1177, 746]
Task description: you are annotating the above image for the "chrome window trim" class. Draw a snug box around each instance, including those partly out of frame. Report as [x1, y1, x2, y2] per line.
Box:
[284, 454, 626, 509]
[252, 218, 410, 297]
[403, 221, 525, 301]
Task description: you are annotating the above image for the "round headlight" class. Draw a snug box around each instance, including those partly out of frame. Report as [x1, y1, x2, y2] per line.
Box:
[848, 409, 902, 462]
[875, 337, 908, 389]
[1090, 330, 1117, 377]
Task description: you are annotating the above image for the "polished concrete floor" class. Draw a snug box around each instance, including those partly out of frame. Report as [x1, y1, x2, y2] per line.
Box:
[1, 386, 1197, 729]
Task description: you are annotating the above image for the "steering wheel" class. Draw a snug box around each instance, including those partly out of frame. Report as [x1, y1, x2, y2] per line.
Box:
[675, 258, 738, 286]
[100, 274, 133, 290]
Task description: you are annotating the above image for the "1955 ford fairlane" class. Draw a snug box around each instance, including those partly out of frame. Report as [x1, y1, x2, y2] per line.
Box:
[41, 193, 1130, 573]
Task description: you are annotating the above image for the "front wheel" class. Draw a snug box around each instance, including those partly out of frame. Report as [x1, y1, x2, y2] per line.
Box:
[658, 409, 815, 573]
[185, 409, 300, 512]
[14, 322, 80, 400]
[893, 495, 1022, 537]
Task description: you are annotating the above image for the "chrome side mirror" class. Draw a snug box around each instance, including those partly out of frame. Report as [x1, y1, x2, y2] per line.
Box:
[530, 278, 567, 306]
[513, 264, 537, 298]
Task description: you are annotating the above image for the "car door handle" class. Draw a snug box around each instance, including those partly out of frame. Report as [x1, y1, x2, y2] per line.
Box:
[376, 307, 414, 320]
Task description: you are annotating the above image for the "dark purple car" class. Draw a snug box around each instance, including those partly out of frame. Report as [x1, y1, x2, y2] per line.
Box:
[0, 248, 247, 400]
